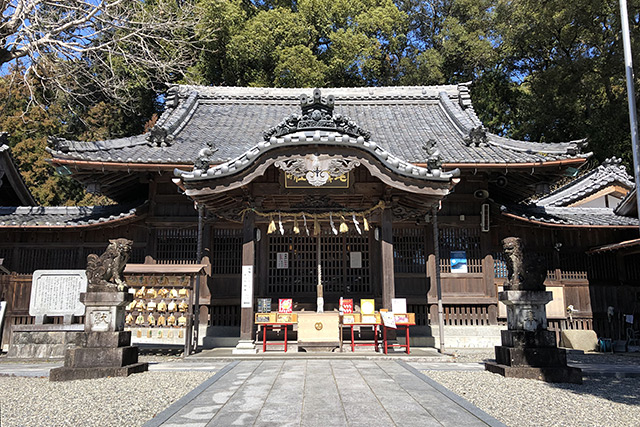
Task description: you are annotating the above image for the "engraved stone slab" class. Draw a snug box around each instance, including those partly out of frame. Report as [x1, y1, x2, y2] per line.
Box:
[29, 270, 87, 324]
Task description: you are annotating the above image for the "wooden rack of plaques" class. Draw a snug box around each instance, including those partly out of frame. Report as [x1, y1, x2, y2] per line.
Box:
[123, 264, 207, 356]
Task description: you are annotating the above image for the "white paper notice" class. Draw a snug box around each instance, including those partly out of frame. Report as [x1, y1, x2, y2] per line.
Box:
[391, 298, 407, 314]
[350, 252, 362, 269]
[277, 253, 289, 269]
[241, 265, 254, 308]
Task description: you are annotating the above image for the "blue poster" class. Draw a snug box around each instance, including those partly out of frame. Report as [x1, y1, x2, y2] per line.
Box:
[450, 251, 468, 273]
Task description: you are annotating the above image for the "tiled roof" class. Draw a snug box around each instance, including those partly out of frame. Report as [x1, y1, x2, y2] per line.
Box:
[48, 85, 589, 167]
[175, 129, 460, 183]
[501, 204, 639, 227]
[614, 185, 637, 216]
[536, 157, 634, 207]
[588, 237, 640, 254]
[0, 202, 146, 228]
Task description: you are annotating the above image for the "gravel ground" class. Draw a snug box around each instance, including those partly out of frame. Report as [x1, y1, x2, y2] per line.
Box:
[425, 370, 640, 427]
[0, 371, 214, 427]
[449, 349, 640, 365]
[426, 350, 640, 427]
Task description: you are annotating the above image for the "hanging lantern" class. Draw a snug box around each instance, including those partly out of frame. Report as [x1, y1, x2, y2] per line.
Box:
[293, 217, 300, 234]
[339, 216, 348, 233]
[363, 216, 370, 231]
[267, 215, 276, 234]
[313, 216, 320, 236]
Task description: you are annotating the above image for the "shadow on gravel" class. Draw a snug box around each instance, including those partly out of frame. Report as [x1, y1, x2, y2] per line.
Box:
[547, 376, 640, 406]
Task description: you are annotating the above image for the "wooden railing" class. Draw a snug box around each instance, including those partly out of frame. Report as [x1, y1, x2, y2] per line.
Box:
[428, 303, 498, 326]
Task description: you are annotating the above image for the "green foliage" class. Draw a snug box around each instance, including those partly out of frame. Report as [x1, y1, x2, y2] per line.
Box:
[0, 68, 151, 206]
[3, 0, 640, 208]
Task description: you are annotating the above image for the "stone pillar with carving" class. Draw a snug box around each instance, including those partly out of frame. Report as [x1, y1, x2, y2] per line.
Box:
[485, 237, 582, 383]
[50, 239, 148, 381]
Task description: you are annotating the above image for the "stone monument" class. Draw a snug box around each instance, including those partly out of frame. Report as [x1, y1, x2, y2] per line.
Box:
[8, 270, 87, 358]
[50, 239, 148, 381]
[485, 237, 582, 383]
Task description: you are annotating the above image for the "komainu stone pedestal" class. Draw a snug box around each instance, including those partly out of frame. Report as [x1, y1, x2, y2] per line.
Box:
[50, 292, 148, 381]
[485, 291, 582, 384]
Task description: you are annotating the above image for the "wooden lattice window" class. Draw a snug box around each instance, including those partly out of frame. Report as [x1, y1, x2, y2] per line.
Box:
[345, 234, 370, 294]
[211, 229, 242, 275]
[493, 252, 508, 278]
[16, 247, 78, 273]
[209, 305, 241, 327]
[559, 252, 588, 280]
[438, 227, 482, 273]
[155, 228, 198, 264]
[624, 254, 640, 281]
[267, 230, 371, 296]
[393, 228, 426, 274]
[588, 252, 619, 282]
[268, 234, 317, 295]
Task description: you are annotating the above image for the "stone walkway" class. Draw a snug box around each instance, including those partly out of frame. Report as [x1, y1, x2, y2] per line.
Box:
[143, 359, 504, 427]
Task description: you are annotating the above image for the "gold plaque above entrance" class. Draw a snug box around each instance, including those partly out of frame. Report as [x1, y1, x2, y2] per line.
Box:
[284, 172, 349, 188]
[276, 154, 358, 188]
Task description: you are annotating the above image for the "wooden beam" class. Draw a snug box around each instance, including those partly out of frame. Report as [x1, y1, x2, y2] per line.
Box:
[381, 208, 395, 309]
[240, 212, 255, 341]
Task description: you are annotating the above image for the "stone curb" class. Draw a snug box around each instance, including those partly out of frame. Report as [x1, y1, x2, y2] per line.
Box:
[142, 360, 239, 427]
[397, 360, 507, 427]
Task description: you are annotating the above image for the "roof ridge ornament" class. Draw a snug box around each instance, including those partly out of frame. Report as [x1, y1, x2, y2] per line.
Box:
[463, 126, 488, 147]
[263, 88, 371, 141]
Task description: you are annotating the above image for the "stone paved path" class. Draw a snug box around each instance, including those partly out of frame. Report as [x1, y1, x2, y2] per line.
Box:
[144, 359, 504, 427]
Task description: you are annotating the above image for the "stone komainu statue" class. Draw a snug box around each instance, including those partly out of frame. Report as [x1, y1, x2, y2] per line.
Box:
[502, 237, 547, 291]
[86, 238, 133, 292]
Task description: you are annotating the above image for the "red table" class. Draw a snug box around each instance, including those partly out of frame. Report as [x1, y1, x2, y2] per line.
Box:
[342, 323, 380, 352]
[259, 323, 295, 352]
[382, 323, 415, 354]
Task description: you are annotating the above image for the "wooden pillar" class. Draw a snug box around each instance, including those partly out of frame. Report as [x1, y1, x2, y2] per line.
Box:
[381, 208, 395, 309]
[240, 212, 255, 341]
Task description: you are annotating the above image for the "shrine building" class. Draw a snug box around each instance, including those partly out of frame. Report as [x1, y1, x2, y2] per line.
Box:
[0, 85, 638, 350]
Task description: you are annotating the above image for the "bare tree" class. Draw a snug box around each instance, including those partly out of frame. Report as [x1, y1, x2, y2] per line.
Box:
[1, 0, 210, 109]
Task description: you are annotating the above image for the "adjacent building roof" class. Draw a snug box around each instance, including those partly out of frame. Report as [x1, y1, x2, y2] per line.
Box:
[48, 85, 590, 169]
[500, 204, 639, 228]
[588, 237, 640, 254]
[0, 137, 36, 206]
[0, 202, 146, 228]
[536, 157, 633, 207]
[614, 185, 638, 217]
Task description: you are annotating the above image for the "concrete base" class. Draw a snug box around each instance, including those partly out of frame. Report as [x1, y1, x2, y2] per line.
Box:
[232, 339, 258, 354]
[488, 329, 583, 383]
[485, 362, 583, 384]
[431, 325, 506, 348]
[49, 297, 148, 381]
[8, 324, 85, 359]
[50, 362, 148, 381]
[298, 341, 339, 352]
[560, 330, 598, 352]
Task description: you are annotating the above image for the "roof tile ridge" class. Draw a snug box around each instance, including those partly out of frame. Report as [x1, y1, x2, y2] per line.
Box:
[438, 91, 474, 134]
[486, 133, 588, 156]
[176, 84, 461, 100]
[147, 90, 199, 147]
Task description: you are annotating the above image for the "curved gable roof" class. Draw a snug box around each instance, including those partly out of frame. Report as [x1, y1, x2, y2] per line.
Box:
[48, 85, 589, 169]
